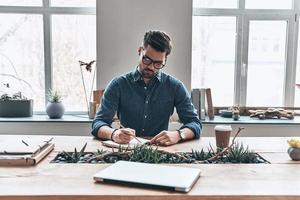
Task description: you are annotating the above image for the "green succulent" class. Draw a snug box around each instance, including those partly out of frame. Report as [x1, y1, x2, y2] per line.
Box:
[47, 89, 63, 103]
[53, 142, 269, 164]
[61, 143, 87, 163]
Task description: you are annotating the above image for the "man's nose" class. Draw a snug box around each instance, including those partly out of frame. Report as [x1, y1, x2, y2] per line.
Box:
[147, 62, 155, 70]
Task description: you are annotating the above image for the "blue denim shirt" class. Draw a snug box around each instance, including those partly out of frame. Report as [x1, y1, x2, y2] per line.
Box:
[91, 68, 202, 138]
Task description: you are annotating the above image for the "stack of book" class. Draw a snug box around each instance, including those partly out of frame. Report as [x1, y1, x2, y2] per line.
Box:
[191, 88, 214, 120]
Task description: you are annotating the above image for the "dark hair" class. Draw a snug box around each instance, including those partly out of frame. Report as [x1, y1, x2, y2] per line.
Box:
[143, 30, 172, 56]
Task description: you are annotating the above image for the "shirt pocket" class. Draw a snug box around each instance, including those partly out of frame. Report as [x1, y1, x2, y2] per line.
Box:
[151, 98, 174, 120]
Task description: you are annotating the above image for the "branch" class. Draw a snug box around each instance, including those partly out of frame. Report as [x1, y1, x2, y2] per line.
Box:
[206, 127, 245, 162]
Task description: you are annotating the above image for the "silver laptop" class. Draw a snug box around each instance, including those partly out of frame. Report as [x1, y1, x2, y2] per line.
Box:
[93, 160, 201, 192]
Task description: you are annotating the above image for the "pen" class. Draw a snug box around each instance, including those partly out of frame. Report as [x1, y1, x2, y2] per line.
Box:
[119, 122, 142, 143]
[21, 140, 29, 146]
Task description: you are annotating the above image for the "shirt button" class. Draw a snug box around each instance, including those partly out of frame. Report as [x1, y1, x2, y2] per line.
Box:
[146, 101, 148, 104]
[144, 115, 147, 118]
[144, 87, 147, 90]
[142, 129, 145, 132]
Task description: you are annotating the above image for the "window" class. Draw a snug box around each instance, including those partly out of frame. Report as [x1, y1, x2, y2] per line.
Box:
[245, 0, 292, 9]
[50, 0, 95, 7]
[0, 14, 45, 110]
[295, 26, 300, 107]
[192, 16, 236, 106]
[52, 15, 96, 111]
[193, 1, 299, 108]
[0, 1, 96, 112]
[193, 0, 237, 9]
[247, 21, 287, 106]
[0, 0, 42, 6]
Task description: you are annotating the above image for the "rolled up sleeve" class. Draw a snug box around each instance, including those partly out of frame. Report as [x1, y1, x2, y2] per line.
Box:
[174, 82, 202, 139]
[91, 78, 120, 138]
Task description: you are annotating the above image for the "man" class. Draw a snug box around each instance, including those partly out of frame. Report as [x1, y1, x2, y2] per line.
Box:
[91, 30, 201, 146]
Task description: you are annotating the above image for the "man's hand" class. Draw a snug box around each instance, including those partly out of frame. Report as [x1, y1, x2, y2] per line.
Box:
[112, 128, 136, 144]
[150, 130, 180, 146]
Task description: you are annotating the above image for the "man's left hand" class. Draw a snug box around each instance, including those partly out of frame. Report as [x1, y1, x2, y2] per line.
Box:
[150, 131, 180, 146]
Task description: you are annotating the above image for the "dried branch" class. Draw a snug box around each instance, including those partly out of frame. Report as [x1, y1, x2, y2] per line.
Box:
[206, 127, 245, 162]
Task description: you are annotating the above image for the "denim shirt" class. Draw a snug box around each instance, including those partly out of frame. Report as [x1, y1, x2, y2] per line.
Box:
[91, 68, 202, 138]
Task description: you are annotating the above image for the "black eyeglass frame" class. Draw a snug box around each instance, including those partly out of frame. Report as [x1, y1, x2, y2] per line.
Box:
[141, 51, 166, 69]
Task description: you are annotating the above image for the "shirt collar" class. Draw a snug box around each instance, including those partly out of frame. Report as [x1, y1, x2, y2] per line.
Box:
[132, 66, 162, 83]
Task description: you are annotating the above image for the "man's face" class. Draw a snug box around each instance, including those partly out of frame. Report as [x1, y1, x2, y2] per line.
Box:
[138, 45, 167, 79]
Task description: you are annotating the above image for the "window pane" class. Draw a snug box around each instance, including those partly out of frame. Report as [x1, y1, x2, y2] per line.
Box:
[0, 14, 45, 111]
[247, 21, 287, 107]
[246, 0, 292, 9]
[295, 26, 300, 107]
[192, 16, 236, 106]
[193, 0, 237, 8]
[51, 0, 95, 7]
[0, 0, 42, 6]
[52, 15, 96, 112]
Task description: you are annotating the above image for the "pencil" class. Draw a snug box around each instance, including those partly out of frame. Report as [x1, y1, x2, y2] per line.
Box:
[119, 122, 141, 143]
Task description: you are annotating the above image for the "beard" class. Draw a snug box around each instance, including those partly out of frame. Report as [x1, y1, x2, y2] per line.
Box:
[140, 68, 156, 79]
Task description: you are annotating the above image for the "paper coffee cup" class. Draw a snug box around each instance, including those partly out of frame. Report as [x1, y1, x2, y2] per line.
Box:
[214, 125, 232, 149]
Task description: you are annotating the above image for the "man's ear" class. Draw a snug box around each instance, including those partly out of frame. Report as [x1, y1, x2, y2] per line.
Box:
[138, 47, 142, 56]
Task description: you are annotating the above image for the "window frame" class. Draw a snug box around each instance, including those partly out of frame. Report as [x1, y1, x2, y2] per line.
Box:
[0, 0, 96, 114]
[193, 0, 299, 108]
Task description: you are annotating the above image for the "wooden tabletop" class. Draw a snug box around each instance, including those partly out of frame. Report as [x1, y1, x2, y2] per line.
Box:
[0, 135, 300, 200]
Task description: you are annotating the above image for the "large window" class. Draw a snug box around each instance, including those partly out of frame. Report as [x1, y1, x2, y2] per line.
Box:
[193, 0, 299, 108]
[192, 16, 236, 106]
[0, 1, 96, 112]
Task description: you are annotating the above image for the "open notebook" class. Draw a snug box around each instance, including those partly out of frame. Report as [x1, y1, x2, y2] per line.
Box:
[0, 137, 53, 154]
[101, 137, 150, 149]
[0, 137, 54, 166]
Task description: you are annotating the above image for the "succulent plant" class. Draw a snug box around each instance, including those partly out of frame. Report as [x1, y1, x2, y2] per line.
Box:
[0, 91, 28, 101]
[288, 139, 300, 148]
[47, 89, 63, 103]
[52, 142, 269, 164]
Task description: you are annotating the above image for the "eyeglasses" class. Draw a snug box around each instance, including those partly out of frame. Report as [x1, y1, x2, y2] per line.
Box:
[141, 52, 166, 69]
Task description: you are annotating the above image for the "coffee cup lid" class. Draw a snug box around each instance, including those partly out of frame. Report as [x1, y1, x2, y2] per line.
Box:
[214, 125, 232, 131]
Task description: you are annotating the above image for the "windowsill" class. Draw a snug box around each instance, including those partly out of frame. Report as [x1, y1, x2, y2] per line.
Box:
[202, 115, 300, 125]
[0, 115, 300, 125]
[0, 114, 93, 123]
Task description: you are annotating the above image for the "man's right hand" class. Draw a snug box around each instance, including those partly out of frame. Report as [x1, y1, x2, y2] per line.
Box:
[111, 128, 136, 144]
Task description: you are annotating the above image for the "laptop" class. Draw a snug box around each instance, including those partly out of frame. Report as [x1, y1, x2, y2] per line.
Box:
[93, 160, 201, 192]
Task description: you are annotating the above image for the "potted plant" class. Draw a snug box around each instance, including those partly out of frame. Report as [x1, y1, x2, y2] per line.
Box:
[0, 53, 34, 117]
[287, 139, 300, 161]
[0, 83, 33, 117]
[46, 89, 65, 119]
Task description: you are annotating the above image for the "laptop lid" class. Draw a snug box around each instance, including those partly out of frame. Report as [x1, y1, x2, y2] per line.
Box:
[93, 161, 201, 192]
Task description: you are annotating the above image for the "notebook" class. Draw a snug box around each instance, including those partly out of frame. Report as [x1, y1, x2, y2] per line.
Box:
[93, 161, 201, 192]
[0, 137, 53, 154]
[101, 137, 150, 149]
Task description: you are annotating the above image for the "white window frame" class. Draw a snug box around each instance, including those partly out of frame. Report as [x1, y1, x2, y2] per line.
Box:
[193, 0, 299, 108]
[0, 0, 96, 114]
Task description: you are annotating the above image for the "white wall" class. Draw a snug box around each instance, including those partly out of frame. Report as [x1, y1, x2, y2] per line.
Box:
[97, 0, 193, 91]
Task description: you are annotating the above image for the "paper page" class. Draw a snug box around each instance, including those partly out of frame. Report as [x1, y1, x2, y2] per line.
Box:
[102, 137, 150, 149]
[0, 137, 53, 154]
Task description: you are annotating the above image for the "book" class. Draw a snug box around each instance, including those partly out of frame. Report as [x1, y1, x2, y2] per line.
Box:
[0, 137, 54, 166]
[206, 88, 214, 120]
[191, 89, 200, 116]
[200, 88, 206, 120]
[101, 137, 150, 149]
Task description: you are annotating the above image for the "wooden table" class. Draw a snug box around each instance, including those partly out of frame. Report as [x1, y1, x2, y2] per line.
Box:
[0, 135, 300, 200]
